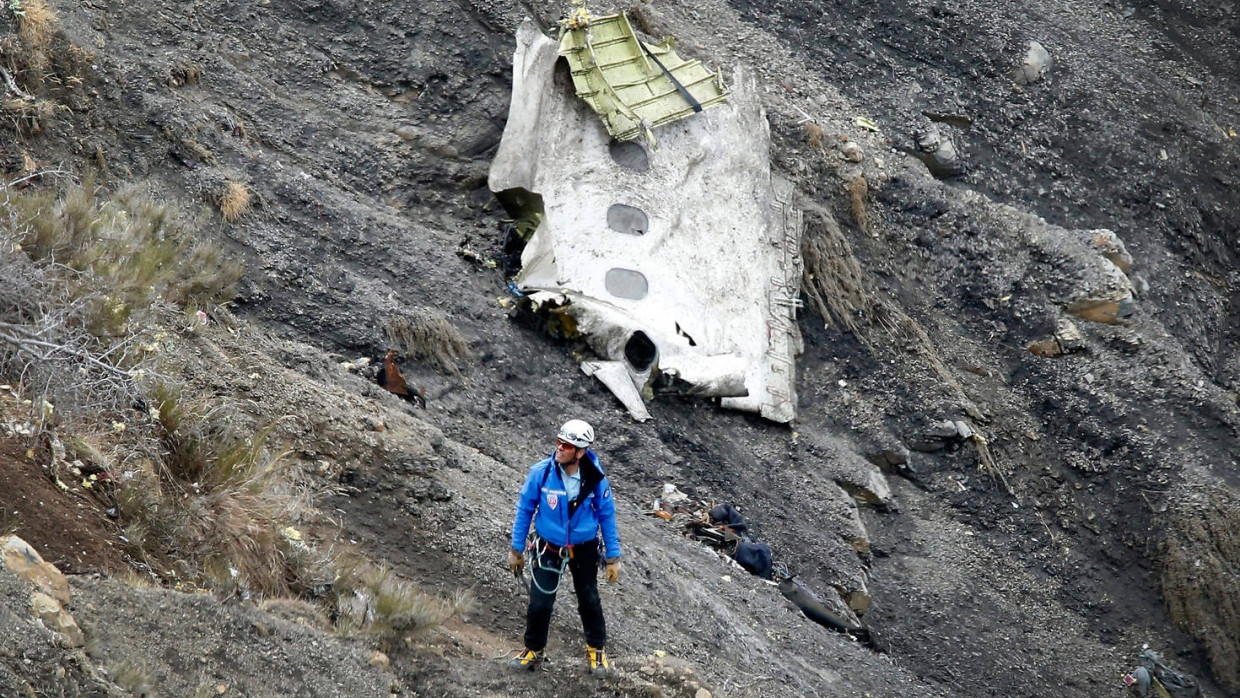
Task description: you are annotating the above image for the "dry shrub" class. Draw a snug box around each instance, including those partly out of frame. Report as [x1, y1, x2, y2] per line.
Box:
[108, 660, 155, 697]
[805, 122, 824, 149]
[848, 174, 869, 235]
[3, 0, 57, 76]
[334, 560, 474, 647]
[15, 0, 56, 67]
[115, 384, 328, 599]
[1, 96, 55, 121]
[167, 59, 203, 87]
[0, 0, 89, 136]
[217, 180, 250, 222]
[0, 180, 243, 336]
[800, 202, 871, 334]
[1162, 487, 1240, 690]
[386, 309, 470, 375]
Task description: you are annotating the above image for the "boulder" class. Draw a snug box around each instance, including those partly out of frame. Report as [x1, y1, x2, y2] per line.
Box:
[1055, 318, 1085, 352]
[31, 591, 85, 647]
[2, 535, 70, 606]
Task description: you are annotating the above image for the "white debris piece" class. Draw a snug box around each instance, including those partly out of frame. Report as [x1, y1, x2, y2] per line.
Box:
[490, 21, 804, 422]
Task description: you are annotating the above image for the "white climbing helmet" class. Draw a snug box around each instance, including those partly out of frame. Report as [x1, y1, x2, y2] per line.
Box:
[557, 419, 595, 448]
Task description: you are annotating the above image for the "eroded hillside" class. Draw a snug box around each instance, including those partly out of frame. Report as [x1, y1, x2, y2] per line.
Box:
[2, 0, 1240, 696]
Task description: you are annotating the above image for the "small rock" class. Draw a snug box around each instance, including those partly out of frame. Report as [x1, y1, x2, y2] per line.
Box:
[640, 665, 657, 676]
[1055, 318, 1085, 352]
[695, 689, 713, 698]
[1010, 40, 1052, 85]
[1028, 339, 1062, 357]
[839, 141, 864, 162]
[912, 124, 964, 177]
[864, 447, 909, 468]
[369, 650, 392, 671]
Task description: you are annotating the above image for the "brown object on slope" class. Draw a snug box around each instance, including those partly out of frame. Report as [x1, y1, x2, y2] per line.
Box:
[377, 350, 426, 408]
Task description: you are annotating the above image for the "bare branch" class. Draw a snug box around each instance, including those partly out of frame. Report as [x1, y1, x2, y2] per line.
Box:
[0, 66, 33, 101]
[0, 170, 76, 190]
[0, 327, 136, 380]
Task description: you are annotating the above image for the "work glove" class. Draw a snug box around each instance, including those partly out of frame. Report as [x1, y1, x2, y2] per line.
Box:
[508, 549, 524, 576]
[604, 559, 621, 584]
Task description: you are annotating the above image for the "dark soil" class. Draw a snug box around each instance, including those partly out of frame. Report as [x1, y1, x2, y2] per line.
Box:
[0, 441, 127, 575]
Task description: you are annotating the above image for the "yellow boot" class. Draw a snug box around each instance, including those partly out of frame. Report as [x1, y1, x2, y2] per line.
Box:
[586, 645, 612, 676]
[507, 648, 545, 671]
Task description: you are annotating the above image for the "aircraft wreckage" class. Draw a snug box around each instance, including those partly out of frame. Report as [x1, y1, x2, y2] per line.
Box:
[489, 7, 804, 422]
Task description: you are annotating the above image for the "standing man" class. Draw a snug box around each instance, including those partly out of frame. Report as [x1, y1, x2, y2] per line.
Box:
[508, 419, 622, 675]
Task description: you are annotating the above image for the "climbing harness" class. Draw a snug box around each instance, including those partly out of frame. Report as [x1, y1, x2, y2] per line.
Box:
[525, 535, 573, 595]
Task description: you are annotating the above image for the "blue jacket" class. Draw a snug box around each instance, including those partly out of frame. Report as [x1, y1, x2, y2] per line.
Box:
[510, 450, 621, 560]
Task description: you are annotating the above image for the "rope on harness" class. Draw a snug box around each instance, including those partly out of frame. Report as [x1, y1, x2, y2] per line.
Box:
[526, 536, 571, 595]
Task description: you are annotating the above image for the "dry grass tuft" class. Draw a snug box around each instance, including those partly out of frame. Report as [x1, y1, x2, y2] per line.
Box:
[386, 309, 470, 375]
[14, 0, 57, 71]
[334, 560, 474, 648]
[800, 202, 871, 334]
[848, 175, 870, 235]
[217, 180, 251, 222]
[109, 660, 155, 697]
[115, 384, 327, 600]
[805, 122, 824, 149]
[259, 597, 331, 630]
[1, 97, 57, 135]
[167, 59, 203, 87]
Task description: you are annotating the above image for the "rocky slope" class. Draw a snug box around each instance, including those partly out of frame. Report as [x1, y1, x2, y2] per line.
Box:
[3, 0, 1240, 696]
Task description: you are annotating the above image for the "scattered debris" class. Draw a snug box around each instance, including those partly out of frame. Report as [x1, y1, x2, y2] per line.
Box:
[854, 116, 879, 132]
[645, 485, 879, 648]
[1122, 648, 1202, 698]
[376, 350, 426, 408]
[839, 141, 864, 163]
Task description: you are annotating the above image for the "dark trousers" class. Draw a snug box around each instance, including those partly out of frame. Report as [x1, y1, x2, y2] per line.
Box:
[523, 540, 606, 651]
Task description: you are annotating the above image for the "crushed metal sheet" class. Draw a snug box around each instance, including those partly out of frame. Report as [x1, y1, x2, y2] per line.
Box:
[557, 8, 729, 142]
